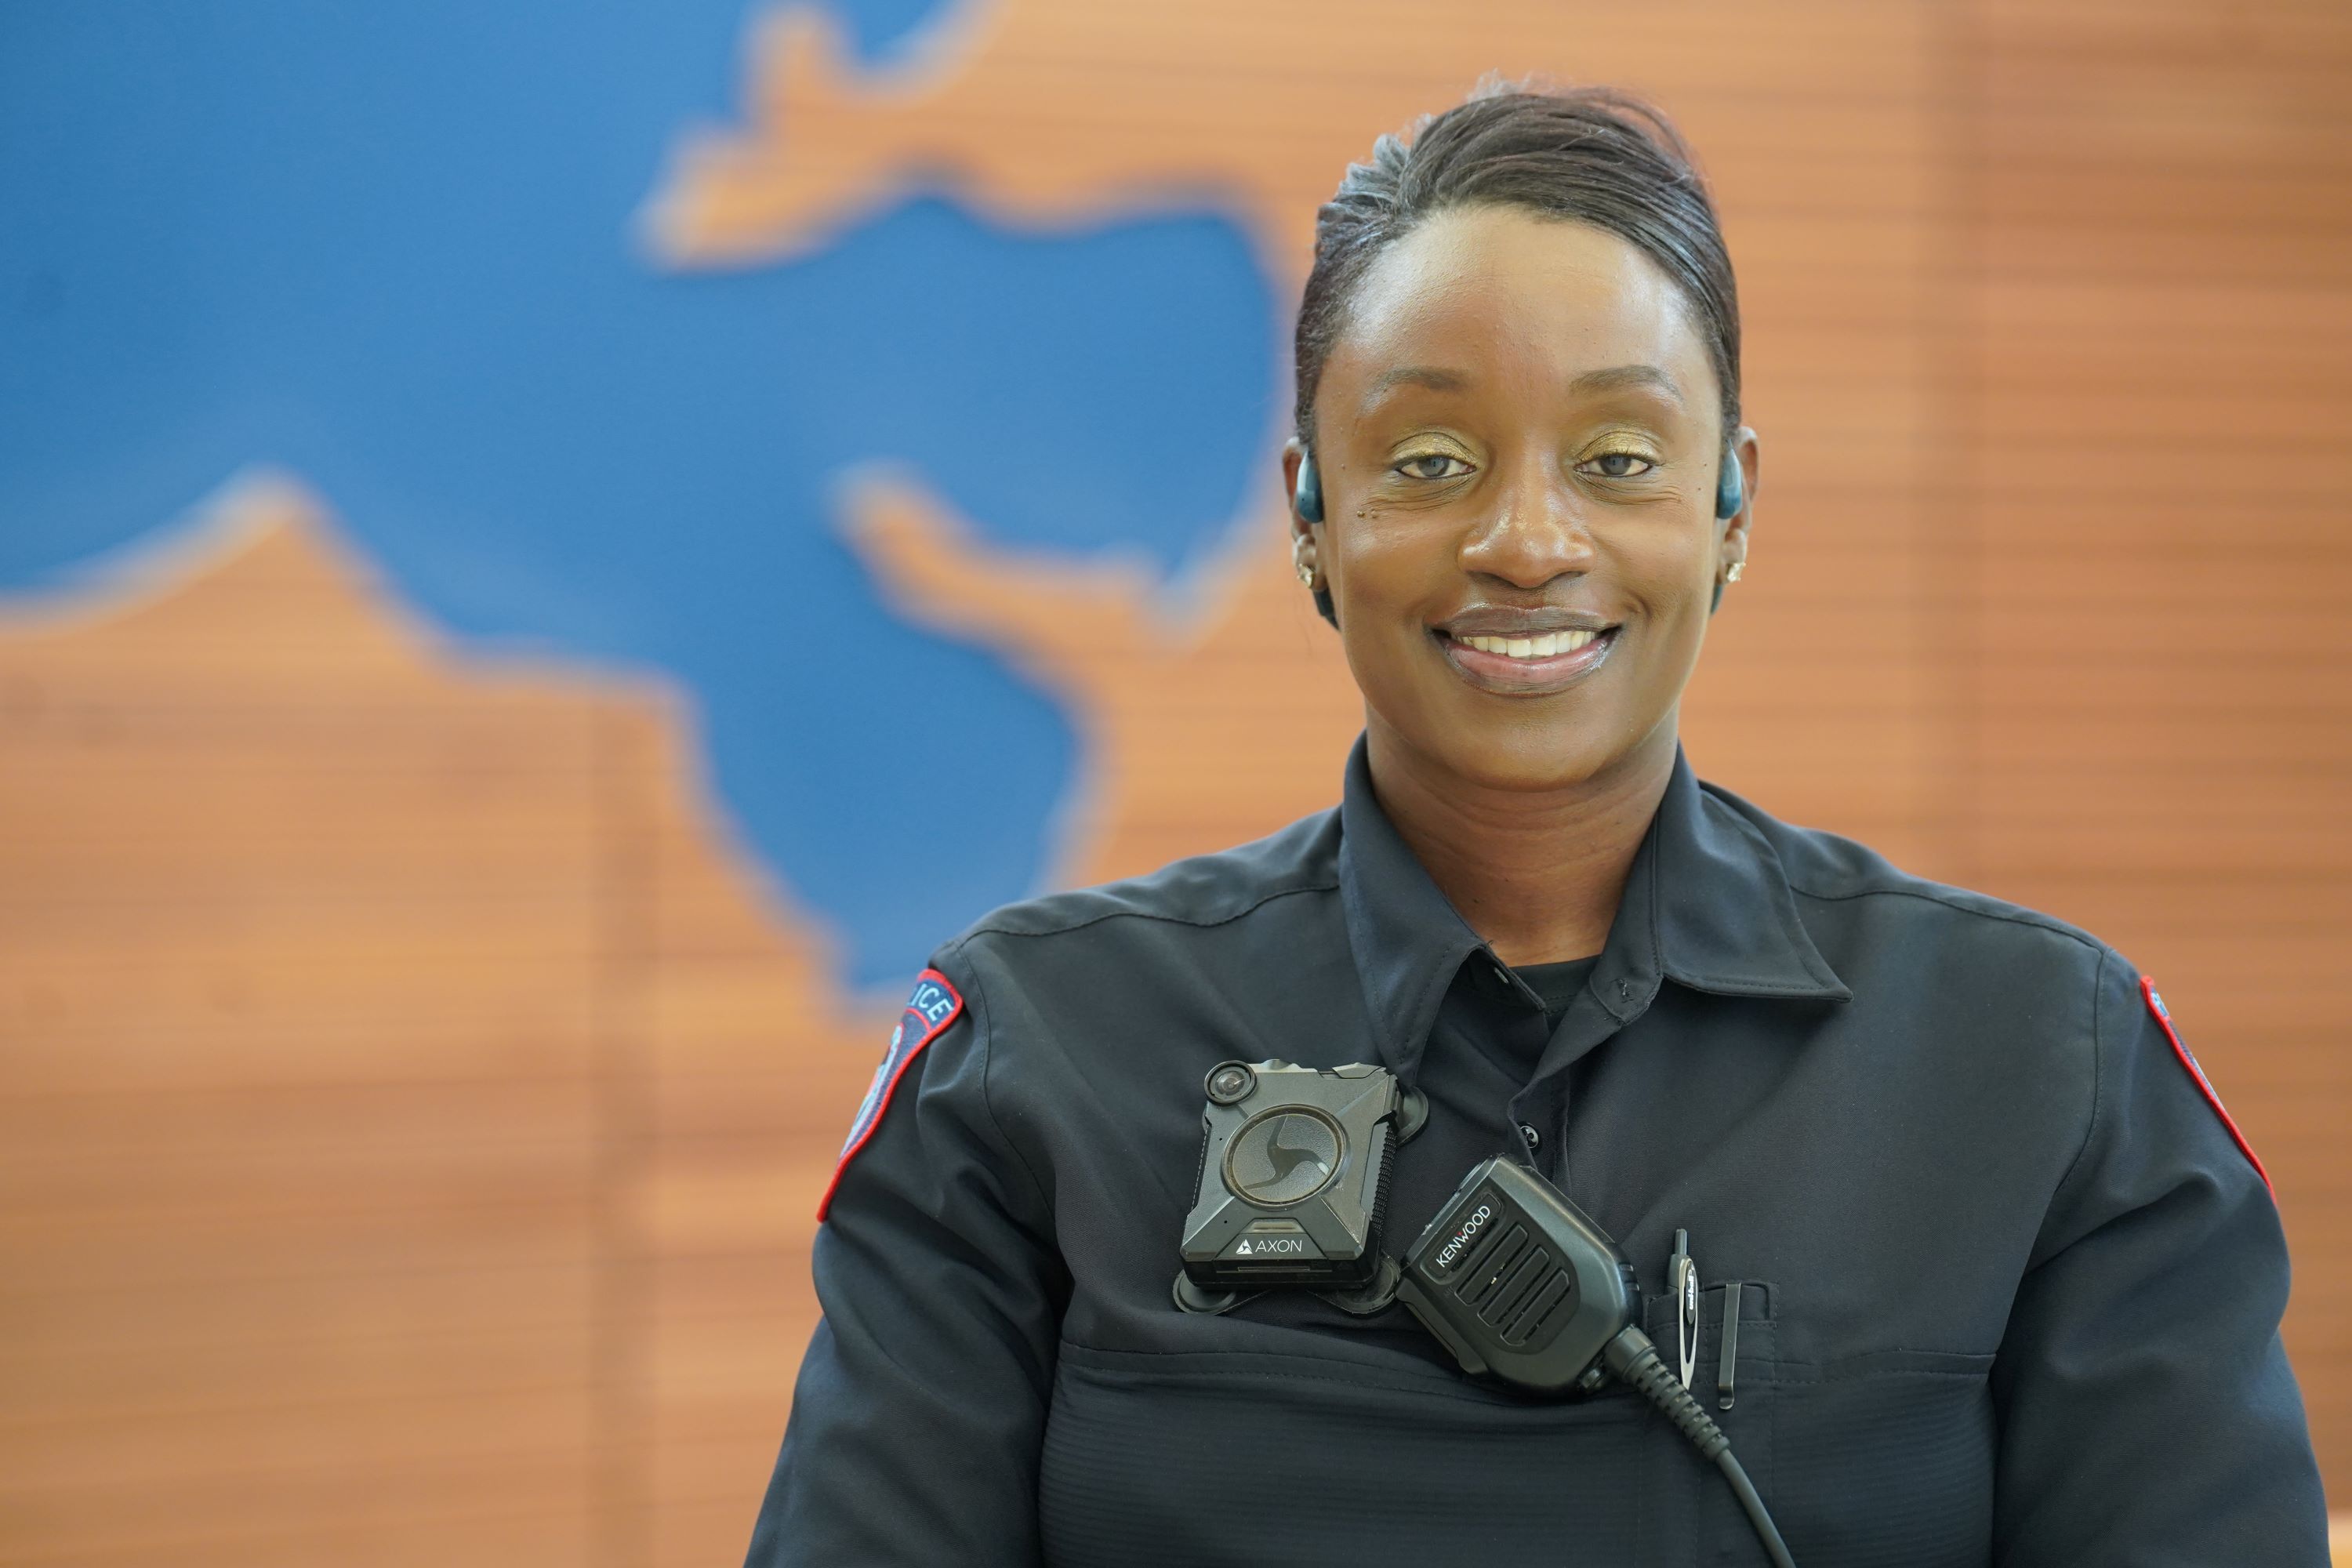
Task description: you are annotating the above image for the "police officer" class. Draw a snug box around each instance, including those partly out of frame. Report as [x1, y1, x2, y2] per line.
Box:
[746, 85, 2327, 1566]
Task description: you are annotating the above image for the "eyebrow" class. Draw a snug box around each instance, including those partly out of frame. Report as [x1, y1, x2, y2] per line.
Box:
[1570, 364, 1686, 405]
[1362, 365, 1470, 405]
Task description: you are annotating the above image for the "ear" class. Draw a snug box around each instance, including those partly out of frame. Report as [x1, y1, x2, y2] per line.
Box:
[1282, 437, 1341, 630]
[1282, 437, 1320, 557]
[1718, 425, 1759, 572]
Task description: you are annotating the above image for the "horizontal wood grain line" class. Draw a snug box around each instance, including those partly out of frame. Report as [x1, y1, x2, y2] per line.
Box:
[0, 1454, 596, 1562]
[0, 1320, 593, 1428]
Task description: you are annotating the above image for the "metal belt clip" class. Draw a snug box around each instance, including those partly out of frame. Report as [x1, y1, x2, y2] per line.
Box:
[1718, 1280, 1742, 1411]
[1668, 1228, 1700, 1390]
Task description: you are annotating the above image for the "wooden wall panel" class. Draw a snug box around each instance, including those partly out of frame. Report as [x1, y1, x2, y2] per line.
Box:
[0, 485, 611, 1566]
[3, 4, 2348, 1563]
[1953, 0, 2352, 1485]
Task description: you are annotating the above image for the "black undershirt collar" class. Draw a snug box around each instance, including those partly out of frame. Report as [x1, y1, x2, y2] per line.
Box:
[1514, 953, 1603, 1033]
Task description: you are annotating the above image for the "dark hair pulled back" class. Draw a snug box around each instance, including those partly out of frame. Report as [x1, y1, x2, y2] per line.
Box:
[1293, 82, 1740, 455]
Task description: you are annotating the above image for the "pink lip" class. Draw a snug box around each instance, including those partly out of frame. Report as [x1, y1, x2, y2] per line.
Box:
[1436, 627, 1617, 695]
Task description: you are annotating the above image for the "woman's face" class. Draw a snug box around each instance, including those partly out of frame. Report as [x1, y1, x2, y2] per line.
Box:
[1292, 204, 1753, 796]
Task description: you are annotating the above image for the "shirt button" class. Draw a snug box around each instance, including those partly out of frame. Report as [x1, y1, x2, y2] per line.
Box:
[1616, 978, 1635, 1001]
[1518, 1123, 1542, 1152]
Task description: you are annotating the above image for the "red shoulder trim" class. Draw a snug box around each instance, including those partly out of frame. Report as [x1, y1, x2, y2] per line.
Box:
[2141, 975, 2271, 1197]
[817, 967, 965, 1221]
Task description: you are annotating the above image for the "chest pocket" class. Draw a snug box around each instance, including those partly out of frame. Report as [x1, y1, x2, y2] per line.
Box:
[1640, 1279, 1782, 1565]
[1042, 1284, 1791, 1568]
[1043, 1330, 1678, 1568]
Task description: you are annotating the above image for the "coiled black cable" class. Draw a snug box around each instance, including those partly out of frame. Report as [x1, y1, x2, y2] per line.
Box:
[1604, 1327, 1797, 1568]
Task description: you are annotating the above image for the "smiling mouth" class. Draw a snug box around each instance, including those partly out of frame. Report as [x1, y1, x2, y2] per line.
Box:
[1450, 629, 1604, 659]
[1434, 625, 1619, 693]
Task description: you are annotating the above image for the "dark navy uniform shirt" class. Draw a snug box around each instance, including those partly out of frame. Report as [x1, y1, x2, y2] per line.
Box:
[746, 740, 2325, 1566]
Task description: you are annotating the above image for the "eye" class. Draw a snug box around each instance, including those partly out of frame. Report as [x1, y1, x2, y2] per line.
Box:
[1583, 451, 1657, 479]
[1396, 452, 1473, 481]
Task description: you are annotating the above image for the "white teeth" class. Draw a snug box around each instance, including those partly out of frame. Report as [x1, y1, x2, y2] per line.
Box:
[1458, 630, 1600, 659]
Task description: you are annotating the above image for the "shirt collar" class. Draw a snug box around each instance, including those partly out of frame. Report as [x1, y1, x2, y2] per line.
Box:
[1336, 734, 1849, 1078]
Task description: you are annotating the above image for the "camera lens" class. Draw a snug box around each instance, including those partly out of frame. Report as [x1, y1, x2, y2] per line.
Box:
[1224, 1108, 1343, 1206]
[1205, 1062, 1256, 1105]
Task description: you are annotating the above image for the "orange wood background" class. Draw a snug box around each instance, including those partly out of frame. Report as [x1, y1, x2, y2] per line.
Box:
[3, 1, 2349, 1562]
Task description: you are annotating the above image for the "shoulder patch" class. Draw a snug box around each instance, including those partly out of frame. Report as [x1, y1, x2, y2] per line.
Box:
[2142, 975, 2271, 1196]
[816, 968, 965, 1221]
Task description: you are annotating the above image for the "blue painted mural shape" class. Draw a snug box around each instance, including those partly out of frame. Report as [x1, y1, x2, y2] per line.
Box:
[0, 0, 1276, 988]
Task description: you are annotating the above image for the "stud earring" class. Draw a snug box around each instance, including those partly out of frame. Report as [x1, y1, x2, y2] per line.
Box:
[1726, 561, 1745, 584]
[1296, 559, 1316, 587]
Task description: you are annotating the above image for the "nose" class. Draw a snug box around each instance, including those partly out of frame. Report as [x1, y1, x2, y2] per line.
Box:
[1457, 447, 1595, 590]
